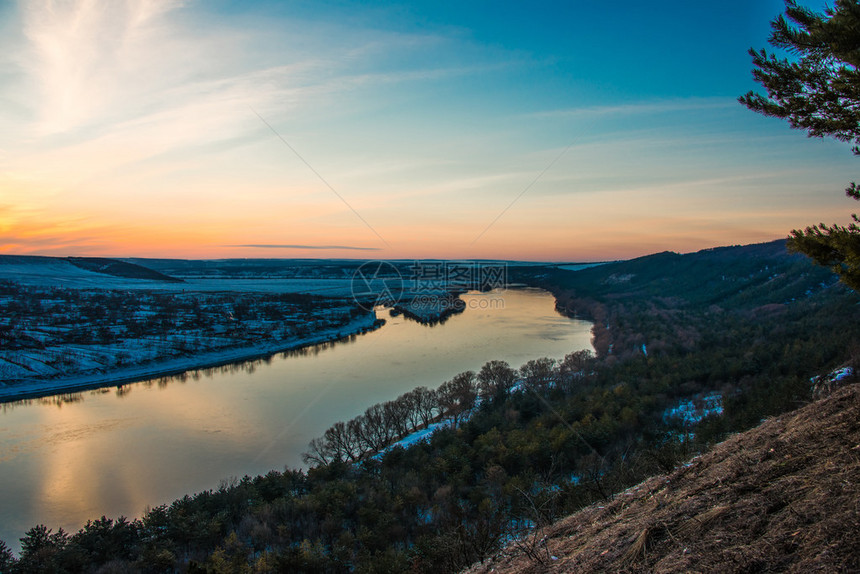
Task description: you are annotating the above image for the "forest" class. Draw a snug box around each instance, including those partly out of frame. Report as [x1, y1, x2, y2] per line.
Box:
[1, 240, 858, 573]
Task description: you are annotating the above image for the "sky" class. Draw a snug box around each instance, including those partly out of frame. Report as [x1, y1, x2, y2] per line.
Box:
[0, 0, 854, 261]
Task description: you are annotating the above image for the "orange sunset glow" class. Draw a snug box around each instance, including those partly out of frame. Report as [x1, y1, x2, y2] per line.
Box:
[0, 0, 855, 261]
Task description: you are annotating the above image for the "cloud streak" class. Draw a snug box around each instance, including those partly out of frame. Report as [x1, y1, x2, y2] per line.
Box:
[527, 97, 737, 120]
[20, 0, 188, 134]
[226, 244, 381, 251]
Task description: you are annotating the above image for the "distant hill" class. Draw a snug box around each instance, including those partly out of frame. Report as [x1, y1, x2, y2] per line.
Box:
[509, 240, 848, 360]
[0, 255, 182, 283]
[466, 381, 860, 573]
[67, 257, 183, 282]
[123, 257, 369, 278]
[515, 239, 836, 311]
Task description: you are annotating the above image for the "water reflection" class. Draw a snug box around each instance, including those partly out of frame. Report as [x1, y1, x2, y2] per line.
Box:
[1, 393, 84, 413]
[2, 333, 366, 413]
[0, 289, 593, 552]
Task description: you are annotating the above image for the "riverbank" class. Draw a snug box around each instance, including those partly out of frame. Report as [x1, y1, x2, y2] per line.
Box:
[0, 313, 381, 403]
[0, 287, 592, 555]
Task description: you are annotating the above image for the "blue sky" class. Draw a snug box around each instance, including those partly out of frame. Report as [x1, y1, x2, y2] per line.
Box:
[0, 0, 853, 260]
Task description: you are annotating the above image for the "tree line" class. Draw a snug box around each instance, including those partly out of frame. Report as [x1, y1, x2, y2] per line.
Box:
[303, 352, 595, 466]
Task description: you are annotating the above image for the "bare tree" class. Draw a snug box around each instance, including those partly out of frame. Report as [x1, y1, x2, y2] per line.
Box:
[412, 386, 440, 427]
[400, 389, 423, 430]
[359, 404, 395, 451]
[323, 421, 362, 462]
[558, 349, 594, 391]
[384, 399, 410, 439]
[302, 436, 336, 466]
[477, 360, 517, 398]
[519, 358, 557, 392]
[350, 414, 376, 454]
[347, 418, 369, 456]
[438, 371, 477, 428]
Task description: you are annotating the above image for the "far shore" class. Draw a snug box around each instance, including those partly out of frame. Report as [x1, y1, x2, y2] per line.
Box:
[0, 314, 381, 404]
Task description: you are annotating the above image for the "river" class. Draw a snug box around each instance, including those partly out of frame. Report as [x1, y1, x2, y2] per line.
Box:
[0, 288, 592, 550]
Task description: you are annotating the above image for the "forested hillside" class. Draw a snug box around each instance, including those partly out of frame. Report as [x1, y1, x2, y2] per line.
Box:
[467, 381, 860, 573]
[1, 242, 857, 573]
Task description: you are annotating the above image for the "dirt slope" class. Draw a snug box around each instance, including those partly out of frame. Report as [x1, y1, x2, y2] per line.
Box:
[466, 384, 860, 573]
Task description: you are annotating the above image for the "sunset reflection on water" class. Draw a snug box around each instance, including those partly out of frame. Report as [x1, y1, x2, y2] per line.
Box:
[0, 289, 592, 551]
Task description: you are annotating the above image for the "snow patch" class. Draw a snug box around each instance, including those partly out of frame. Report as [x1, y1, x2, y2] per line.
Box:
[663, 392, 723, 425]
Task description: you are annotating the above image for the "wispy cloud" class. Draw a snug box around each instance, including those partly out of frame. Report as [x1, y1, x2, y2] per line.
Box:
[1, 2, 853, 260]
[6, 0, 482, 164]
[19, 0, 188, 135]
[527, 97, 736, 120]
[2, 0, 511, 234]
[227, 244, 381, 251]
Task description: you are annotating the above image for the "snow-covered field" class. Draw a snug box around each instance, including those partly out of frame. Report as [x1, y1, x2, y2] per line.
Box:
[0, 260, 361, 295]
[0, 276, 380, 400]
[0, 259, 141, 289]
[0, 256, 491, 401]
[0, 257, 451, 299]
[0, 313, 378, 402]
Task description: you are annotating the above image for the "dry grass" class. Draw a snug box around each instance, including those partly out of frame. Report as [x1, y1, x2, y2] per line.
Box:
[464, 383, 860, 573]
[676, 505, 729, 538]
[621, 527, 650, 565]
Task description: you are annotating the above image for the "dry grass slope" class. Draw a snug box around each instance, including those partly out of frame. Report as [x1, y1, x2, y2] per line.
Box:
[466, 383, 860, 573]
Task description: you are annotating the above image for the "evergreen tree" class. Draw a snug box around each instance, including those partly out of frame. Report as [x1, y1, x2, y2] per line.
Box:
[0, 540, 13, 574]
[740, 0, 860, 290]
